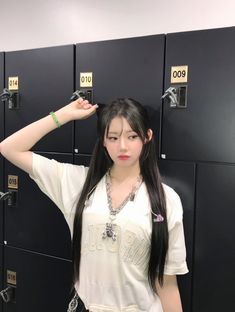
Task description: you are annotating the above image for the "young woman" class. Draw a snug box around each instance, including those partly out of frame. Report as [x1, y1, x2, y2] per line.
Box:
[0, 97, 188, 312]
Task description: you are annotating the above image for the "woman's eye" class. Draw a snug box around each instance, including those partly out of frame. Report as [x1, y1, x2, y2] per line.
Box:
[108, 137, 118, 141]
[129, 135, 138, 140]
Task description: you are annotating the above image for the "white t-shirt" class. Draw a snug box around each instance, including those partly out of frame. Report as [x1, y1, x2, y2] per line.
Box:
[29, 153, 188, 312]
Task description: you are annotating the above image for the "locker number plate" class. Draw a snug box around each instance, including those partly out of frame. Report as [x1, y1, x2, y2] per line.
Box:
[8, 77, 19, 91]
[8, 175, 19, 189]
[80, 72, 93, 87]
[7, 270, 17, 286]
[171, 66, 188, 83]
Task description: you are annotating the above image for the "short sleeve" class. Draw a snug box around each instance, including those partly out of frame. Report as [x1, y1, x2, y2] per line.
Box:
[163, 184, 189, 275]
[29, 152, 88, 233]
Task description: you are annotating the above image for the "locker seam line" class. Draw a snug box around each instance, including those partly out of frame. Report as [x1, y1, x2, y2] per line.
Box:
[3, 51, 6, 247]
[159, 35, 167, 159]
[190, 162, 198, 312]
[72, 44, 76, 164]
[2, 51, 6, 291]
[157, 157, 235, 167]
[4, 244, 72, 263]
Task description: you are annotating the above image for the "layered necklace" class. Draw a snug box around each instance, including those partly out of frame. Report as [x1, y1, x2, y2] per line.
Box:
[102, 170, 142, 241]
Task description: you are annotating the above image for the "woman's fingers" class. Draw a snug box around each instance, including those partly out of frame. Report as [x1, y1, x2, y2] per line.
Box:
[75, 98, 91, 108]
[83, 103, 93, 109]
[69, 98, 98, 119]
[77, 103, 99, 119]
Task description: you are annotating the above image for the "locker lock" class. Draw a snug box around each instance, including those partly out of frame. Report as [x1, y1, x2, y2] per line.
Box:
[162, 86, 187, 108]
[0, 191, 17, 206]
[70, 89, 93, 103]
[0, 191, 12, 201]
[0, 286, 15, 303]
[0, 88, 20, 110]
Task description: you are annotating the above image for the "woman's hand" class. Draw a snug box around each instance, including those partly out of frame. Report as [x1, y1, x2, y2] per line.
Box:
[59, 97, 99, 122]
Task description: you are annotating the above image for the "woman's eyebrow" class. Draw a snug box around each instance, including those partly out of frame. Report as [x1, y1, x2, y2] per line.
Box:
[108, 130, 135, 134]
[107, 131, 119, 135]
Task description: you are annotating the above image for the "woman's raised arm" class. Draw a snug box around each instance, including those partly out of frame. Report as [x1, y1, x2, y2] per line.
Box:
[0, 98, 98, 175]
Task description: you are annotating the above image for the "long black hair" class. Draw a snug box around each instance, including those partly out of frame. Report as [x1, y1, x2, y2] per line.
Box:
[72, 98, 168, 293]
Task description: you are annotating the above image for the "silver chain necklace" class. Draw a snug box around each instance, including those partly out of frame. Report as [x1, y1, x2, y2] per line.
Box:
[102, 170, 142, 241]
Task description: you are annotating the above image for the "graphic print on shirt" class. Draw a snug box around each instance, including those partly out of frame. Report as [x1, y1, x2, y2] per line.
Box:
[82, 224, 150, 268]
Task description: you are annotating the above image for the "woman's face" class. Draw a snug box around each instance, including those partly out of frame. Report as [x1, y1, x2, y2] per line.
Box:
[103, 116, 144, 169]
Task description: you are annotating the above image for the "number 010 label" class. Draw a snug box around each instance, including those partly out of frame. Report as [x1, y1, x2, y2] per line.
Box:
[171, 66, 188, 83]
[80, 72, 93, 87]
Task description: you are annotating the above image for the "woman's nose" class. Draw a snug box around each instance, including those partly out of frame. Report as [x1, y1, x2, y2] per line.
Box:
[119, 137, 127, 150]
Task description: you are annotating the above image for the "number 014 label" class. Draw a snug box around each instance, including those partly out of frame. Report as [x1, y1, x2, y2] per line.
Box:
[171, 66, 188, 83]
[8, 77, 19, 91]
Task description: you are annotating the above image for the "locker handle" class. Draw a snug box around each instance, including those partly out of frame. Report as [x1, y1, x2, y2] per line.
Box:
[162, 87, 178, 107]
[0, 190, 17, 206]
[0, 88, 20, 109]
[0, 286, 14, 303]
[0, 191, 12, 201]
[162, 86, 187, 108]
[70, 89, 93, 103]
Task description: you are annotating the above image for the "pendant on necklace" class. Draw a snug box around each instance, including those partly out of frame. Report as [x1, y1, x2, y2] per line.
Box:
[67, 293, 79, 312]
[102, 222, 117, 241]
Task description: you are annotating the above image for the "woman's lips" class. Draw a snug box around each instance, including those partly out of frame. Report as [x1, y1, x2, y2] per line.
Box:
[118, 155, 130, 160]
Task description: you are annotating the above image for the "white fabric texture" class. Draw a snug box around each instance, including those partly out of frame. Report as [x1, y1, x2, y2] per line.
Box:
[29, 152, 188, 312]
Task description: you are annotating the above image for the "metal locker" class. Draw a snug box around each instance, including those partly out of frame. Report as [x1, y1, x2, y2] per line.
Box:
[4, 45, 74, 153]
[2, 245, 73, 312]
[0, 52, 4, 244]
[4, 153, 73, 258]
[0, 52, 4, 143]
[162, 26, 235, 163]
[0, 157, 3, 244]
[158, 160, 195, 312]
[0, 244, 3, 312]
[193, 163, 235, 312]
[74, 154, 91, 167]
[75, 35, 165, 155]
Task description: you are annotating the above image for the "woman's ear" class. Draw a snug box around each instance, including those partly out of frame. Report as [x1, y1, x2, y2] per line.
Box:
[145, 129, 153, 143]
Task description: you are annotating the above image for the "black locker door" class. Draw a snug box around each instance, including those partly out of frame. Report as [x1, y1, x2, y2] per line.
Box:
[0, 52, 4, 244]
[0, 157, 3, 244]
[0, 244, 3, 312]
[0, 53, 4, 311]
[3, 246, 72, 312]
[74, 155, 91, 167]
[4, 154, 72, 259]
[162, 27, 235, 163]
[75, 35, 165, 155]
[4, 45, 74, 153]
[193, 163, 235, 312]
[0, 52, 4, 142]
[158, 160, 195, 312]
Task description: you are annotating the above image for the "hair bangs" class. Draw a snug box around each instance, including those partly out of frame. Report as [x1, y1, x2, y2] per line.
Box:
[98, 99, 147, 142]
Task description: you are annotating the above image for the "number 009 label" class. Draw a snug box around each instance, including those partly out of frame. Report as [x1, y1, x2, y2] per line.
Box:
[171, 66, 188, 83]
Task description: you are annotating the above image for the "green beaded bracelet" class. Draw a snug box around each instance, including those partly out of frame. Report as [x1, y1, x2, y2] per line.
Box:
[50, 111, 61, 128]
